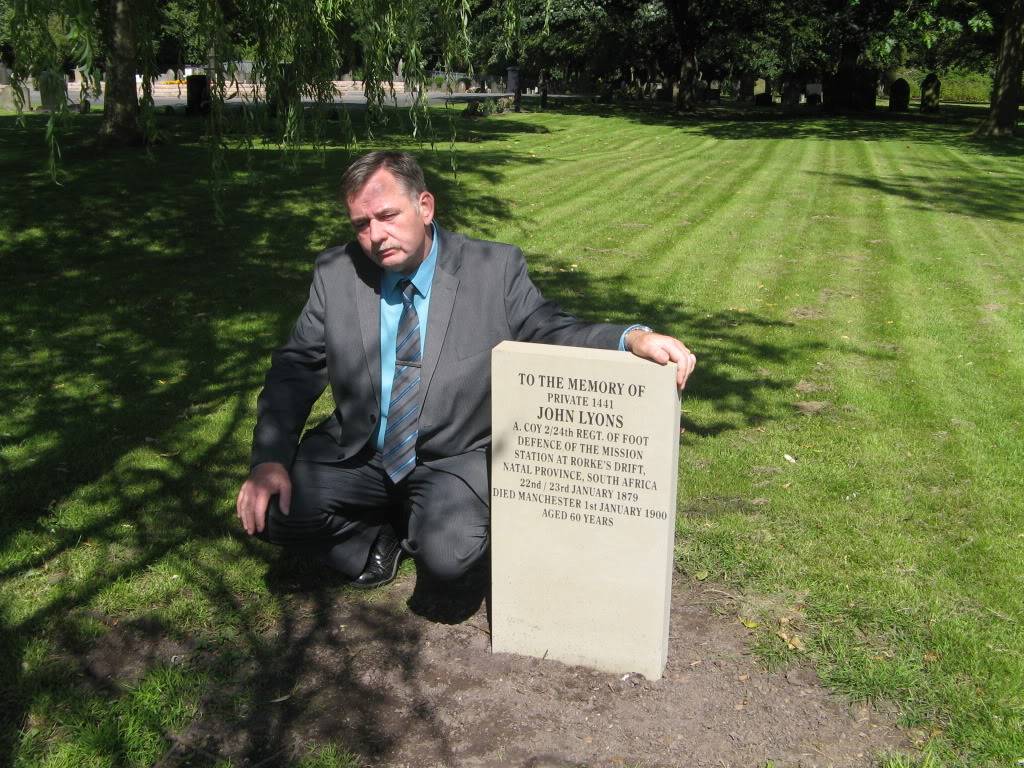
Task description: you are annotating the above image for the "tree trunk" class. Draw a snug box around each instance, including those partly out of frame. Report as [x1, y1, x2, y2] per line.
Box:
[676, 48, 699, 111]
[663, 0, 701, 111]
[101, 0, 142, 144]
[739, 72, 755, 103]
[977, 0, 1024, 137]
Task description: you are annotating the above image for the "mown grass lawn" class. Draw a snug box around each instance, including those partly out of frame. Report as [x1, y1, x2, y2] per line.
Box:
[1, 102, 1022, 767]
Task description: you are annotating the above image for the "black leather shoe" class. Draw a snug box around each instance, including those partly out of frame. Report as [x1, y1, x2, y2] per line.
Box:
[351, 525, 404, 589]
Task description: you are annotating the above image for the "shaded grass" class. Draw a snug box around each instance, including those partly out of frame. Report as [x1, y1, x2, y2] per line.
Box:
[2, 103, 1023, 766]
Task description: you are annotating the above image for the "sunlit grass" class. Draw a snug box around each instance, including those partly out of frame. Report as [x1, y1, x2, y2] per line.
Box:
[2, 103, 1023, 766]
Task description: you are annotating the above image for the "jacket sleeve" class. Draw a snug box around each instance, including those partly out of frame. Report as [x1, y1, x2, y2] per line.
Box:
[249, 263, 330, 469]
[503, 247, 626, 349]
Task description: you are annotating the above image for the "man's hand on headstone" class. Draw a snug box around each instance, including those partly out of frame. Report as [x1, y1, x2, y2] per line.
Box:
[236, 462, 291, 536]
[625, 330, 697, 390]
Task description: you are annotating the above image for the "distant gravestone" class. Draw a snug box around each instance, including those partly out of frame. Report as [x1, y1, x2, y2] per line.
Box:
[490, 341, 680, 680]
[507, 67, 520, 95]
[754, 92, 773, 106]
[889, 78, 910, 112]
[0, 62, 11, 85]
[921, 72, 941, 113]
[186, 74, 210, 116]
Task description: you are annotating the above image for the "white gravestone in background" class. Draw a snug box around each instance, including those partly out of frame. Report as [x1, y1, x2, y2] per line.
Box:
[490, 341, 680, 680]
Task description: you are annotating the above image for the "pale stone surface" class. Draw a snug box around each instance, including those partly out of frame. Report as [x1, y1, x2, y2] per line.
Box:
[490, 341, 680, 680]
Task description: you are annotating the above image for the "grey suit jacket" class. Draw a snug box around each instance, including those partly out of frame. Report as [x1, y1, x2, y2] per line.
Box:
[250, 225, 627, 469]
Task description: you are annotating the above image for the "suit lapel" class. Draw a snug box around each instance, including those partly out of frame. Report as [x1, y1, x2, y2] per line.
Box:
[354, 252, 382, 409]
[420, 227, 461, 409]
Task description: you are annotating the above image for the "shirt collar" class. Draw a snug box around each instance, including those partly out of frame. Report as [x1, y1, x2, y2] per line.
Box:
[382, 222, 439, 299]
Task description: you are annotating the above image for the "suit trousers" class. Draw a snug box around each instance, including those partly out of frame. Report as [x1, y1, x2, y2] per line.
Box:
[258, 439, 490, 581]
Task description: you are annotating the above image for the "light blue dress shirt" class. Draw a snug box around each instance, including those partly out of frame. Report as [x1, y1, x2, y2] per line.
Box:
[375, 223, 439, 450]
[374, 223, 644, 449]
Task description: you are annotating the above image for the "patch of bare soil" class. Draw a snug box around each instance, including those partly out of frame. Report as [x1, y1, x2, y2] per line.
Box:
[793, 401, 831, 416]
[788, 306, 825, 321]
[159, 569, 910, 768]
[62, 615, 197, 692]
[794, 380, 830, 395]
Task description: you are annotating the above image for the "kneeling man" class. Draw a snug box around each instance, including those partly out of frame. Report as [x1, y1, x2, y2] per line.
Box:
[236, 151, 695, 587]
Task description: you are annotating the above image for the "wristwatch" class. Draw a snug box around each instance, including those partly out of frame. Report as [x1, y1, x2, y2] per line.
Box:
[625, 324, 653, 352]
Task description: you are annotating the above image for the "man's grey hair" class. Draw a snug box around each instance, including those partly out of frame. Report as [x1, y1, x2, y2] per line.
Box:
[341, 150, 428, 202]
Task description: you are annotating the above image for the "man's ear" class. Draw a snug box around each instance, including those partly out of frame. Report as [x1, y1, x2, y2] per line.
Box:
[418, 191, 435, 225]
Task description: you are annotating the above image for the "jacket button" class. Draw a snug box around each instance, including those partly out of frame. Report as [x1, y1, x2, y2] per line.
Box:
[370, 415, 377, 423]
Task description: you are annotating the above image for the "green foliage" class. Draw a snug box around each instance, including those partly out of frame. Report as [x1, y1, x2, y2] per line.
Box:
[463, 94, 513, 114]
[895, 67, 993, 103]
[5, 0, 478, 176]
[158, 0, 206, 69]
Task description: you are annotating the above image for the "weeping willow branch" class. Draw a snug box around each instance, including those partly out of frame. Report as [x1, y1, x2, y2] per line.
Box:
[8, 0, 520, 188]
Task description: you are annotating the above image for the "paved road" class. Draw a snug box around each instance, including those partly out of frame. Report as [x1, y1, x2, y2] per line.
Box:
[17, 87, 525, 111]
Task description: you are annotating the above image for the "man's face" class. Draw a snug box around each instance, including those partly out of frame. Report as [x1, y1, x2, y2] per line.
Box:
[346, 168, 435, 275]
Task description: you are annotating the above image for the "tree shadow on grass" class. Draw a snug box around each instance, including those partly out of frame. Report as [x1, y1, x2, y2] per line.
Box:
[805, 161, 1024, 224]
[526, 252, 824, 436]
[0, 114, 537, 765]
[0, 115, 540, 552]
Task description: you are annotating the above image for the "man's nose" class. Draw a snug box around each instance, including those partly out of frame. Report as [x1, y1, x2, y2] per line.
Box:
[368, 219, 386, 243]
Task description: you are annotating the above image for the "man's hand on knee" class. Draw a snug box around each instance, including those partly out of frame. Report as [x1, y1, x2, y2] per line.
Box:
[236, 462, 291, 535]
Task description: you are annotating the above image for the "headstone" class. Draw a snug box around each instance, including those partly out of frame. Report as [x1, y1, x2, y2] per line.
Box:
[186, 74, 210, 116]
[0, 63, 11, 86]
[0, 85, 16, 110]
[490, 341, 680, 680]
[754, 92, 773, 106]
[921, 72, 941, 113]
[507, 67, 520, 95]
[889, 78, 910, 112]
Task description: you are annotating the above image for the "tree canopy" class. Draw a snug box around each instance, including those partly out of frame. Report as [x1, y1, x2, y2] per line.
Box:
[2, 0, 474, 163]
[2, 0, 1020, 151]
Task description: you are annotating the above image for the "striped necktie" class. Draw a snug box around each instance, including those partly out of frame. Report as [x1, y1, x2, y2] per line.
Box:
[382, 279, 422, 483]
